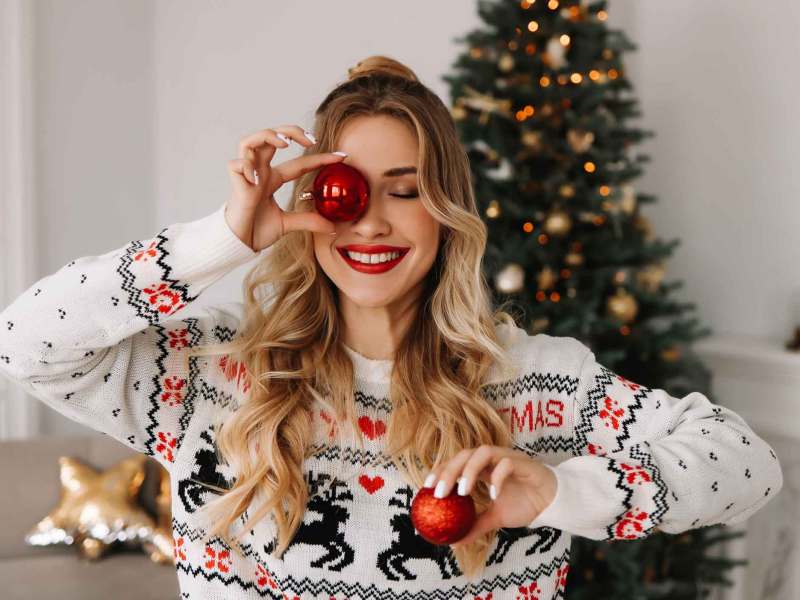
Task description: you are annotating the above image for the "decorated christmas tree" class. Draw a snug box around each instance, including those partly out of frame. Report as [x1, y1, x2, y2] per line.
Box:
[443, 1, 745, 597]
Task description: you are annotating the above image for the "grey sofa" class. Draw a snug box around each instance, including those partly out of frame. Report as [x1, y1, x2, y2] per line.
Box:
[0, 431, 180, 599]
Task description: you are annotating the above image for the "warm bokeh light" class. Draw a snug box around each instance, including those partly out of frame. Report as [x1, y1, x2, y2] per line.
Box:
[523, 221, 534, 233]
[560, 34, 571, 46]
[597, 10, 608, 21]
[540, 75, 551, 87]
[524, 105, 534, 116]
[589, 69, 601, 81]
[599, 185, 611, 196]
[508, 40, 519, 51]
[608, 68, 619, 79]
[548, 0, 559, 9]
[584, 161, 596, 173]
[570, 73, 583, 84]
[528, 20, 539, 32]
[538, 233, 549, 244]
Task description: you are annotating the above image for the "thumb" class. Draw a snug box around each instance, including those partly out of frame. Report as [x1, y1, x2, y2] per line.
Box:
[450, 505, 503, 549]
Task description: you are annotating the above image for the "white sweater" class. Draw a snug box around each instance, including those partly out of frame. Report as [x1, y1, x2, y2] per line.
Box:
[0, 203, 783, 599]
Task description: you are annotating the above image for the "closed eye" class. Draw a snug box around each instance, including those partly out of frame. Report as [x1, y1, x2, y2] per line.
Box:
[390, 192, 419, 199]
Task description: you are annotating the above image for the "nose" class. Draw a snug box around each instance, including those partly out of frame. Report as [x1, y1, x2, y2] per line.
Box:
[350, 193, 390, 236]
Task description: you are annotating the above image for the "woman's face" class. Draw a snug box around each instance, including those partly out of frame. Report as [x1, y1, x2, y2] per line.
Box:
[312, 114, 441, 309]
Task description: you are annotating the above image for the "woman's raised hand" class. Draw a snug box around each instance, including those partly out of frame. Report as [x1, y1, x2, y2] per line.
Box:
[225, 125, 347, 252]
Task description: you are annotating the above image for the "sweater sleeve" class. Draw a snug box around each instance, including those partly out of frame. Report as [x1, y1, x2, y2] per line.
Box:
[529, 349, 784, 540]
[0, 202, 257, 471]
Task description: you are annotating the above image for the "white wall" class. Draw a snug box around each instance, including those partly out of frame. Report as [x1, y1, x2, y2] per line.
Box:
[15, 0, 800, 435]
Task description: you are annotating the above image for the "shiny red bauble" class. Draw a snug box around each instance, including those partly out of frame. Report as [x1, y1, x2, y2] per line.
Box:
[310, 162, 370, 222]
[410, 486, 476, 545]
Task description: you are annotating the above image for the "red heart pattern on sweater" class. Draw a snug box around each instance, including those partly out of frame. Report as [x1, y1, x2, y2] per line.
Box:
[358, 474, 384, 494]
[358, 415, 386, 440]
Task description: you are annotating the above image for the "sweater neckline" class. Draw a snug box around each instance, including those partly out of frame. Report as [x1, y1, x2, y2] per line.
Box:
[342, 343, 393, 384]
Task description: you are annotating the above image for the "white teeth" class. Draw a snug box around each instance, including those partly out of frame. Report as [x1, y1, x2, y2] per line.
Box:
[346, 250, 401, 264]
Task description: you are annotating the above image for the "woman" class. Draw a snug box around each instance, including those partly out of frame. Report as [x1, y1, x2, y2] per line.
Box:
[0, 55, 783, 599]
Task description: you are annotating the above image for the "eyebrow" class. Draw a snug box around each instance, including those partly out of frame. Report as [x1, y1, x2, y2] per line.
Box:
[382, 166, 417, 177]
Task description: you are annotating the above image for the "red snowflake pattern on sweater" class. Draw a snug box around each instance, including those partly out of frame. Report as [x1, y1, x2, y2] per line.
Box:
[174, 536, 187, 562]
[133, 240, 159, 262]
[160, 375, 186, 407]
[620, 462, 652, 485]
[143, 283, 186, 316]
[598, 396, 625, 430]
[167, 327, 190, 350]
[255, 562, 279, 591]
[613, 507, 650, 540]
[516, 580, 541, 600]
[218, 355, 251, 394]
[204, 545, 231, 574]
[155, 431, 177, 463]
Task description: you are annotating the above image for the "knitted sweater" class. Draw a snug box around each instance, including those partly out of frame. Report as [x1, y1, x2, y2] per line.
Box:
[0, 202, 783, 600]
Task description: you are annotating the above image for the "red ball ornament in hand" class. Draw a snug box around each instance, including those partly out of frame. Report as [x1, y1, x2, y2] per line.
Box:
[410, 486, 476, 545]
[309, 162, 370, 222]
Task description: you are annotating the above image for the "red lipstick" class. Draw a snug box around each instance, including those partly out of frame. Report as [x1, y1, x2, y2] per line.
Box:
[336, 245, 410, 274]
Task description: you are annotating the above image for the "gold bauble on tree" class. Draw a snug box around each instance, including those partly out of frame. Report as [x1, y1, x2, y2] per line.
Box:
[606, 287, 639, 324]
[559, 183, 576, 198]
[521, 130, 544, 153]
[543, 208, 572, 236]
[565, 251, 584, 267]
[537, 266, 558, 291]
[498, 51, 515, 73]
[636, 263, 666, 293]
[495, 263, 525, 294]
[567, 129, 595, 153]
[451, 104, 468, 121]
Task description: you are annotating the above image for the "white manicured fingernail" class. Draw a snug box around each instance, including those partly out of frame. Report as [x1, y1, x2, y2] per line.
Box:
[434, 480, 447, 499]
[423, 473, 436, 488]
[303, 129, 317, 144]
[490, 484, 497, 500]
[276, 132, 291, 145]
[457, 476, 468, 496]
[254, 170, 259, 185]
[332, 151, 348, 157]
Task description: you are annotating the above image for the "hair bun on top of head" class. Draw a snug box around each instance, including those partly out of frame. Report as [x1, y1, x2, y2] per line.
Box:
[347, 55, 419, 83]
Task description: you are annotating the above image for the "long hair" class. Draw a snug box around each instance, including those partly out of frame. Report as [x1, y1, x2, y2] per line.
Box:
[183, 54, 520, 580]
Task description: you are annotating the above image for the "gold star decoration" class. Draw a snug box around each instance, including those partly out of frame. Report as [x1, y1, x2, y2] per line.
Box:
[25, 454, 172, 562]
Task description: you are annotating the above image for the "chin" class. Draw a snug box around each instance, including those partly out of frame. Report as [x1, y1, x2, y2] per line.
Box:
[340, 289, 400, 309]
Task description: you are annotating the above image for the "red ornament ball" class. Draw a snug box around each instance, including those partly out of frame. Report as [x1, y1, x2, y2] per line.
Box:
[410, 485, 476, 545]
[311, 162, 370, 222]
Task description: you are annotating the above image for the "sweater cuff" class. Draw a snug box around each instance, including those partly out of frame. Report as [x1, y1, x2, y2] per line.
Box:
[528, 456, 622, 540]
[167, 202, 258, 289]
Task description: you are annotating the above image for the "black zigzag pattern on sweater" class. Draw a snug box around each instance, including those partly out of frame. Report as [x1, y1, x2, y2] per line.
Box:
[480, 367, 580, 404]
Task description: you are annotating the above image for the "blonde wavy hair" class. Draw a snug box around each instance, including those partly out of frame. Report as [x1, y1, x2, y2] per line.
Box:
[183, 54, 521, 581]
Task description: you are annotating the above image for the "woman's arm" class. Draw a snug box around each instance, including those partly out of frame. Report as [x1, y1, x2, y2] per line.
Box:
[529, 349, 784, 540]
[0, 203, 256, 470]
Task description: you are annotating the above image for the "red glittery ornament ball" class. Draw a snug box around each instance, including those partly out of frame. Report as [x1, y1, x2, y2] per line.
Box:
[410, 486, 476, 545]
[311, 162, 370, 222]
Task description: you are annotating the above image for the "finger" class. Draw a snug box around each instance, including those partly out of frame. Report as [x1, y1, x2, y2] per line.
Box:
[266, 151, 346, 193]
[282, 210, 337, 236]
[451, 505, 504, 548]
[238, 128, 289, 160]
[272, 124, 318, 148]
[489, 457, 515, 500]
[228, 158, 257, 186]
[430, 447, 483, 499]
[458, 446, 521, 497]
